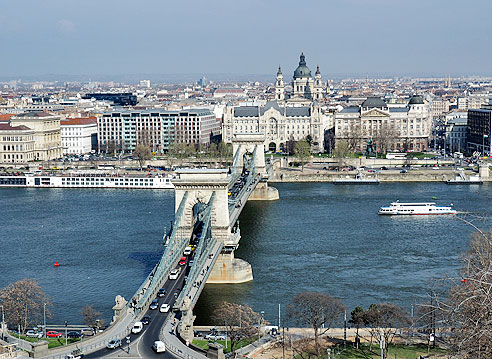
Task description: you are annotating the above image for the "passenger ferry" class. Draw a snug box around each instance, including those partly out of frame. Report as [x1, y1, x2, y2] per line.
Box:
[378, 201, 457, 215]
[0, 173, 174, 189]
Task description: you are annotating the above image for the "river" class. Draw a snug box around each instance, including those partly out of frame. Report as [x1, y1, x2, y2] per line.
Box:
[1, 183, 491, 326]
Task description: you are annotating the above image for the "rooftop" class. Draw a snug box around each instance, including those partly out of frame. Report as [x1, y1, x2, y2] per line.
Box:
[0, 123, 32, 131]
[61, 117, 97, 126]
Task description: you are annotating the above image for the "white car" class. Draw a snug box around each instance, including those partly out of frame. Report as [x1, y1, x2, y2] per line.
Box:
[183, 246, 192, 256]
[169, 269, 179, 280]
[160, 303, 170, 313]
[152, 340, 166, 353]
[131, 322, 143, 334]
[26, 330, 42, 338]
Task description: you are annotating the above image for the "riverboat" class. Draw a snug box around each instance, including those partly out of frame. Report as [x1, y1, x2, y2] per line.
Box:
[378, 201, 457, 215]
[0, 173, 174, 189]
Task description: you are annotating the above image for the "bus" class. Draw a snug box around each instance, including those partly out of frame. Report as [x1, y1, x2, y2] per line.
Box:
[386, 153, 407, 160]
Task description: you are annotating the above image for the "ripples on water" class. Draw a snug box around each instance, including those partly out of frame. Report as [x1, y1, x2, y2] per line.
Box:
[1, 183, 492, 325]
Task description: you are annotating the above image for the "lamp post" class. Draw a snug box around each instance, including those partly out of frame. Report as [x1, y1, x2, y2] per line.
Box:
[65, 321, 68, 346]
[0, 305, 4, 340]
[43, 303, 46, 338]
[126, 336, 130, 353]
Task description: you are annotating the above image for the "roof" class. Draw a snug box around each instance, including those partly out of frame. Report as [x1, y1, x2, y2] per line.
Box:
[389, 107, 409, 113]
[233, 102, 311, 117]
[340, 106, 360, 113]
[0, 114, 15, 123]
[408, 95, 425, 105]
[215, 88, 244, 93]
[13, 111, 54, 118]
[361, 97, 387, 108]
[61, 117, 97, 126]
[0, 123, 32, 131]
[293, 53, 312, 79]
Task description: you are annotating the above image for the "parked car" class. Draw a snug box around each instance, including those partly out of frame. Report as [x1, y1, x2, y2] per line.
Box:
[67, 331, 82, 339]
[47, 331, 63, 338]
[141, 315, 151, 325]
[107, 339, 122, 349]
[179, 256, 187, 265]
[26, 330, 42, 338]
[131, 322, 143, 334]
[65, 354, 84, 359]
[81, 328, 95, 336]
[169, 269, 179, 280]
[150, 299, 159, 310]
[183, 246, 192, 256]
[160, 303, 170, 313]
[157, 288, 166, 297]
[205, 333, 226, 341]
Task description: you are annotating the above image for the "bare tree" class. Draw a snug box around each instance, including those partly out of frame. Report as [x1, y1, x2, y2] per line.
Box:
[434, 229, 492, 358]
[374, 122, 399, 155]
[347, 122, 363, 152]
[363, 303, 410, 359]
[287, 292, 345, 357]
[332, 140, 350, 169]
[0, 279, 51, 333]
[212, 302, 261, 351]
[81, 305, 103, 329]
[294, 139, 311, 172]
[133, 144, 152, 170]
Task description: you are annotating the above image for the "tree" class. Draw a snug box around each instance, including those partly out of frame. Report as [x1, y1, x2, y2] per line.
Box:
[332, 140, 350, 169]
[106, 140, 116, 155]
[286, 135, 297, 156]
[347, 123, 363, 152]
[294, 139, 311, 172]
[349, 306, 367, 349]
[287, 292, 345, 357]
[133, 144, 152, 170]
[212, 302, 261, 352]
[435, 229, 492, 358]
[363, 303, 410, 359]
[374, 123, 399, 155]
[82, 305, 103, 329]
[0, 278, 51, 333]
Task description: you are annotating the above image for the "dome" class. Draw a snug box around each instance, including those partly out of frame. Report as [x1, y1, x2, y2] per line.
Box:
[408, 95, 424, 105]
[293, 53, 311, 79]
[361, 97, 387, 109]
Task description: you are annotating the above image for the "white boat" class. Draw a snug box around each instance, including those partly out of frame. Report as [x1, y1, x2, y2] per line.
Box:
[378, 201, 457, 215]
[0, 173, 174, 189]
[446, 170, 482, 184]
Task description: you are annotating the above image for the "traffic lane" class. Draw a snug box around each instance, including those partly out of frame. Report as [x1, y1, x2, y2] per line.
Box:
[84, 266, 186, 358]
[140, 267, 187, 358]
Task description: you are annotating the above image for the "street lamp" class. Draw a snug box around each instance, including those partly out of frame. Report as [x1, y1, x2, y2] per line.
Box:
[65, 321, 68, 346]
[43, 303, 46, 338]
[126, 336, 131, 353]
[0, 305, 4, 340]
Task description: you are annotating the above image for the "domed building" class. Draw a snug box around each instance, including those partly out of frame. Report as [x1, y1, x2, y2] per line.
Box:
[275, 53, 324, 102]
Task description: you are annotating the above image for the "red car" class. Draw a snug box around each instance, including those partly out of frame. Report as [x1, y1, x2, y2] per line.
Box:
[46, 331, 62, 338]
[179, 256, 187, 265]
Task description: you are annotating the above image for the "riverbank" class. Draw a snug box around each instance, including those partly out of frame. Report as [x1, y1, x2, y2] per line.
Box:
[269, 167, 491, 183]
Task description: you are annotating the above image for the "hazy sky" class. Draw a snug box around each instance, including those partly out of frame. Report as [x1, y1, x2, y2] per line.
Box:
[1, 0, 491, 78]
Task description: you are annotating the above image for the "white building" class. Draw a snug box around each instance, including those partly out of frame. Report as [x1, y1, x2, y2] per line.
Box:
[445, 118, 467, 153]
[335, 96, 432, 152]
[60, 117, 97, 154]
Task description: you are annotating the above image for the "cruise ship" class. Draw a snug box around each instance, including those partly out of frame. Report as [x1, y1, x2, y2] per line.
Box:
[0, 173, 174, 189]
[378, 201, 457, 215]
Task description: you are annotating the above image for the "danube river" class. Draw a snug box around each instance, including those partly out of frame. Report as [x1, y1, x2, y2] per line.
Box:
[2, 183, 492, 326]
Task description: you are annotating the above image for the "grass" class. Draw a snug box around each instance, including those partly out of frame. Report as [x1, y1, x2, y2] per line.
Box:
[12, 333, 81, 349]
[192, 337, 257, 354]
[315, 343, 447, 359]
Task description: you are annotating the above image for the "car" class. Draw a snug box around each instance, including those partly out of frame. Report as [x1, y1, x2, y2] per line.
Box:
[107, 339, 122, 349]
[169, 269, 179, 280]
[65, 354, 84, 359]
[183, 246, 192, 256]
[188, 259, 194, 267]
[205, 333, 226, 341]
[81, 328, 95, 336]
[67, 331, 82, 339]
[160, 303, 170, 313]
[400, 169, 407, 173]
[157, 288, 166, 297]
[47, 331, 63, 338]
[141, 315, 151, 325]
[152, 340, 166, 353]
[26, 330, 42, 338]
[131, 322, 144, 334]
[150, 299, 159, 310]
[179, 256, 187, 265]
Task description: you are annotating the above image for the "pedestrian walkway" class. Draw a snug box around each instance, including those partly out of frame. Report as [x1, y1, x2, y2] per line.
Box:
[235, 335, 272, 357]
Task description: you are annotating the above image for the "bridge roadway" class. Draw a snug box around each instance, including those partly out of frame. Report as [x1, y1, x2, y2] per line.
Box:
[85, 266, 187, 358]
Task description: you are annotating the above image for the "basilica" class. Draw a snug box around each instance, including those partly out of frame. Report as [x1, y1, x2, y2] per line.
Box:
[222, 53, 327, 153]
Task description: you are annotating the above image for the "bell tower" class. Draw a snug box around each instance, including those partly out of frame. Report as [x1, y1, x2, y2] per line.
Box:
[275, 65, 285, 101]
[313, 65, 323, 101]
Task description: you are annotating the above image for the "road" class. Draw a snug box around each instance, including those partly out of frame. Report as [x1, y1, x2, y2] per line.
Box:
[85, 265, 187, 358]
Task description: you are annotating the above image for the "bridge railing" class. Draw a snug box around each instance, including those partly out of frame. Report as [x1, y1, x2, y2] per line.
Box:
[175, 193, 215, 308]
[129, 192, 190, 312]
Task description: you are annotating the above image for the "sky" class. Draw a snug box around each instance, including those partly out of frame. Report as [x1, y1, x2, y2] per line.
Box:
[1, 0, 492, 79]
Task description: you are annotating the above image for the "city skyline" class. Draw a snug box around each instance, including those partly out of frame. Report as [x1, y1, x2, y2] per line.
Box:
[1, 0, 492, 79]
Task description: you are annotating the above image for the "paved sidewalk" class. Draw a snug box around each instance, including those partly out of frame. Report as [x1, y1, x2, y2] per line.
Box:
[235, 335, 273, 357]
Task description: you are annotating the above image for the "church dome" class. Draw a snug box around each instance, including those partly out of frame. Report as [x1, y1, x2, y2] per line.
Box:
[293, 53, 311, 79]
[408, 95, 424, 105]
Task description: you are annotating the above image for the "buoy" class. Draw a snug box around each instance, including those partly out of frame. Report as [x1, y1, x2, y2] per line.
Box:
[54, 262, 60, 267]
[461, 278, 467, 283]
